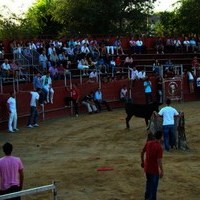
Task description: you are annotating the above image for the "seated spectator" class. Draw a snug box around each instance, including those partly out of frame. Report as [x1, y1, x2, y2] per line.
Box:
[137, 69, 146, 79]
[49, 50, 59, 64]
[115, 56, 122, 73]
[81, 93, 98, 114]
[129, 36, 136, 54]
[77, 56, 89, 76]
[89, 42, 100, 61]
[57, 63, 66, 80]
[153, 59, 160, 75]
[49, 64, 59, 80]
[1, 59, 11, 80]
[113, 36, 124, 55]
[39, 50, 48, 72]
[189, 37, 197, 52]
[10, 59, 20, 79]
[173, 37, 182, 53]
[165, 37, 174, 53]
[183, 36, 190, 52]
[124, 54, 133, 68]
[88, 69, 98, 83]
[81, 42, 90, 57]
[94, 88, 111, 112]
[155, 37, 164, 54]
[135, 37, 144, 54]
[120, 85, 128, 102]
[104, 38, 115, 55]
[128, 66, 139, 80]
[41, 72, 54, 104]
[96, 56, 107, 73]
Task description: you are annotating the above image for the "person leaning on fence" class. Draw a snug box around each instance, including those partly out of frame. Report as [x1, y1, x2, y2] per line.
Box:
[120, 85, 128, 103]
[0, 142, 24, 200]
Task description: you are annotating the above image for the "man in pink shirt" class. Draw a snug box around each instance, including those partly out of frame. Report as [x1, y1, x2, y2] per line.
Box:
[0, 142, 24, 200]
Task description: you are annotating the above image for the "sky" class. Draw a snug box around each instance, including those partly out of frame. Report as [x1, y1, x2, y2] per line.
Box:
[0, 0, 178, 18]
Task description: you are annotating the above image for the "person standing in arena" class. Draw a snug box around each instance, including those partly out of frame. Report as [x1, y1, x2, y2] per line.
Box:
[7, 91, 19, 133]
[65, 83, 81, 117]
[155, 98, 179, 151]
[27, 88, 41, 128]
[0, 142, 24, 200]
[141, 131, 163, 200]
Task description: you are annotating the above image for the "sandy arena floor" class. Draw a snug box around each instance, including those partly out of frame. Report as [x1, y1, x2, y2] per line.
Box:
[0, 101, 200, 200]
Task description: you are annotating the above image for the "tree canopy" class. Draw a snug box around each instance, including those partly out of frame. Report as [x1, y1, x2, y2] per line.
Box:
[1, 0, 200, 39]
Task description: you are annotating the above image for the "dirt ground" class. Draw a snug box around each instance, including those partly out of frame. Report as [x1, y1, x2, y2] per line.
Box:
[0, 101, 200, 200]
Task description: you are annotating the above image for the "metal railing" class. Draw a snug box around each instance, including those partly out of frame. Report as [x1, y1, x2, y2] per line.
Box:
[0, 182, 57, 200]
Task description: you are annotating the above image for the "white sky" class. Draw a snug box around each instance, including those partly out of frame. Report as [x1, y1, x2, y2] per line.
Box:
[0, 0, 178, 18]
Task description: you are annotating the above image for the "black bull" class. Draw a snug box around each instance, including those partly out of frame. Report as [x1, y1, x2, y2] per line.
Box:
[125, 102, 159, 128]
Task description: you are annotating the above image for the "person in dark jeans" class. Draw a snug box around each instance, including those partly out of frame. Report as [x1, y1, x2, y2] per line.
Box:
[65, 83, 81, 117]
[141, 131, 164, 200]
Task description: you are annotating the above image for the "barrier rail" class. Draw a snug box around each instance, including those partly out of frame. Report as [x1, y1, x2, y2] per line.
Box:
[0, 182, 57, 200]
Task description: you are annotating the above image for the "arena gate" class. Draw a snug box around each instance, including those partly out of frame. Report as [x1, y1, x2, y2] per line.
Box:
[148, 112, 189, 151]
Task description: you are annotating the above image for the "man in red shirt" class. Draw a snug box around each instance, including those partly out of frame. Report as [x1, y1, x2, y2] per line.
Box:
[141, 131, 163, 200]
[65, 83, 81, 116]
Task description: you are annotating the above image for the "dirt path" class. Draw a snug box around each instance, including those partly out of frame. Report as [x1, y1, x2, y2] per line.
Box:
[0, 101, 200, 200]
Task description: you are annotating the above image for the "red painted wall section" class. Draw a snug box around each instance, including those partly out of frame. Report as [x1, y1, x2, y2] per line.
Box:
[0, 76, 199, 130]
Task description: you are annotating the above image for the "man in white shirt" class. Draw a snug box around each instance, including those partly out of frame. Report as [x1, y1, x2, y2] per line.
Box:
[7, 92, 19, 133]
[27, 88, 41, 128]
[155, 98, 179, 151]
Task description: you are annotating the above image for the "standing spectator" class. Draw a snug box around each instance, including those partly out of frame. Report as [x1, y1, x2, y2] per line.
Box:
[41, 72, 54, 104]
[27, 88, 41, 128]
[120, 85, 128, 102]
[141, 131, 163, 200]
[94, 88, 111, 112]
[65, 83, 81, 117]
[144, 76, 153, 104]
[0, 142, 24, 200]
[7, 92, 19, 133]
[155, 98, 180, 151]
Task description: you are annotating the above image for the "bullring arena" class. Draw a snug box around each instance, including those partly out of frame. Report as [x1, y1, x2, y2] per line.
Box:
[0, 37, 200, 199]
[0, 76, 200, 199]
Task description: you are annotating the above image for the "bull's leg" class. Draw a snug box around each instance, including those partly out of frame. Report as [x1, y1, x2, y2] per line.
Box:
[145, 118, 149, 127]
[126, 114, 133, 129]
